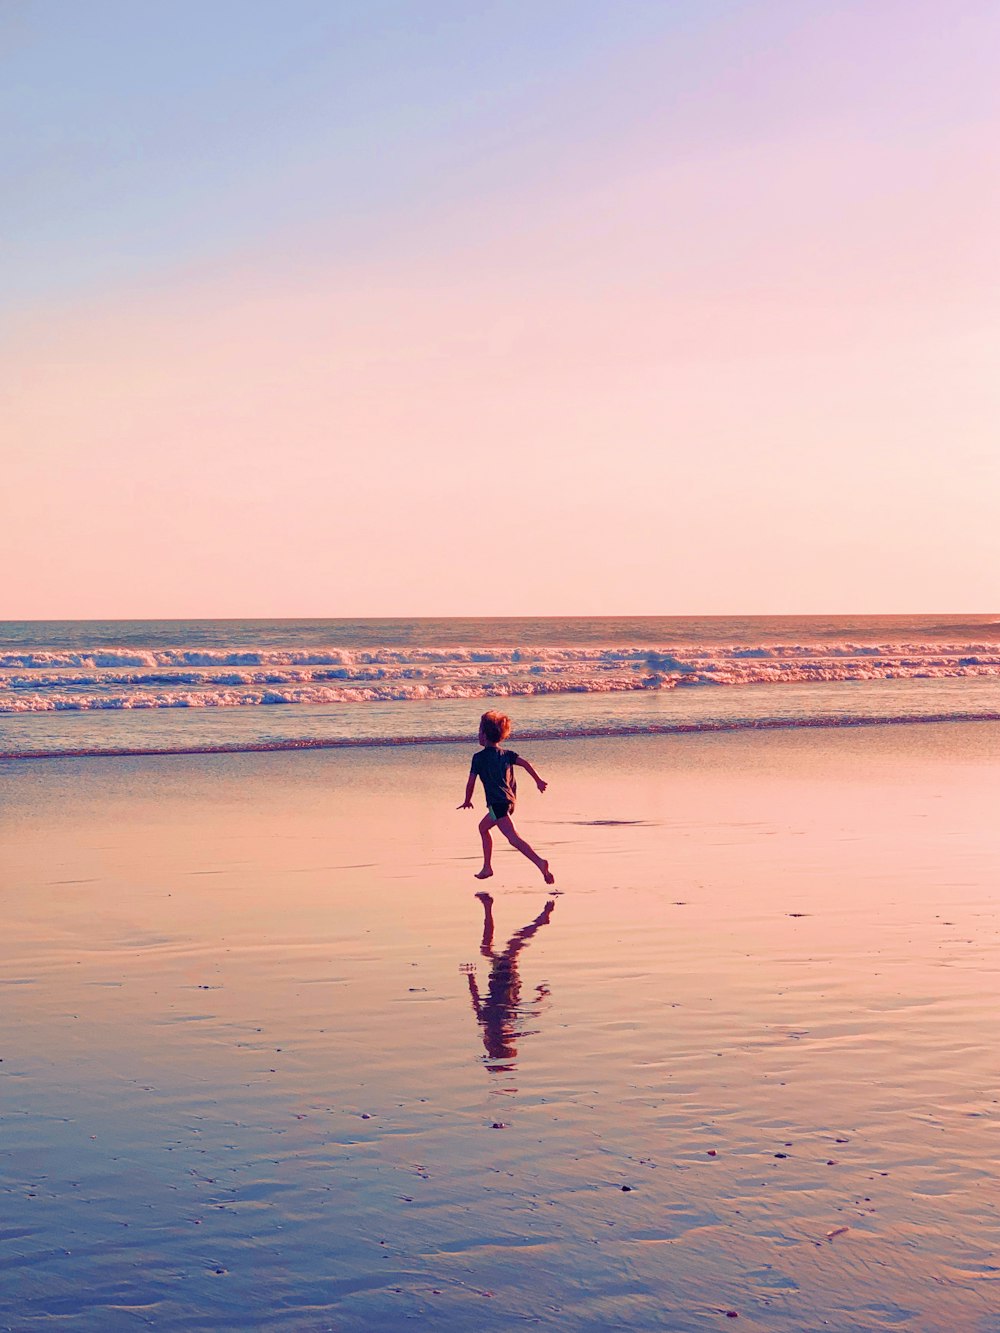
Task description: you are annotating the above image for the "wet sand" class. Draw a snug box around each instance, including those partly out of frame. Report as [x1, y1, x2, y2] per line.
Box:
[2, 724, 1000, 1330]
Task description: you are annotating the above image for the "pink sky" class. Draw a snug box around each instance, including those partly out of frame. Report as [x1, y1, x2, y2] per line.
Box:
[4, 1, 999, 617]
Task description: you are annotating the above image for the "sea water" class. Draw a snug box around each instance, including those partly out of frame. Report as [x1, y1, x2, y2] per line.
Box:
[2, 614, 999, 758]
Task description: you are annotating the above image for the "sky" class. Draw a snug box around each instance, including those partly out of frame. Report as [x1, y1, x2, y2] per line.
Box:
[3, 0, 999, 618]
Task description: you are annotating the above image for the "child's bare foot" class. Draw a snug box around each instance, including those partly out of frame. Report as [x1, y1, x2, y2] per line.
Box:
[541, 861, 555, 885]
[475, 890, 493, 905]
[475, 868, 493, 880]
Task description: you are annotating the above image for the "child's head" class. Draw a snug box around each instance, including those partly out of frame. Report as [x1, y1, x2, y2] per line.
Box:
[479, 710, 511, 745]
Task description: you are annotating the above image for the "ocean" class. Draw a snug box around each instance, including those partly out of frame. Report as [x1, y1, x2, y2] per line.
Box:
[2, 614, 999, 759]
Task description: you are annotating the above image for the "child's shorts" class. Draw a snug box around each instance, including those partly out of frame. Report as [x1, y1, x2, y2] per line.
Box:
[487, 799, 514, 821]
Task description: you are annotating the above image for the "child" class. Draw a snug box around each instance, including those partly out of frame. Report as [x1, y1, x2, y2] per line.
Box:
[458, 710, 555, 884]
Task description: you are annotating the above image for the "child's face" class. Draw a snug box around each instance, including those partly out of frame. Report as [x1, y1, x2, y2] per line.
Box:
[478, 725, 486, 746]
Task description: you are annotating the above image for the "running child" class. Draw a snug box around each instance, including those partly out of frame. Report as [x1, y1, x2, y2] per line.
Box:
[458, 710, 555, 884]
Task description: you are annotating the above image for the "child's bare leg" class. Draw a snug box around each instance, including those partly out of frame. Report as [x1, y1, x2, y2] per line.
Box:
[495, 815, 555, 885]
[476, 814, 494, 879]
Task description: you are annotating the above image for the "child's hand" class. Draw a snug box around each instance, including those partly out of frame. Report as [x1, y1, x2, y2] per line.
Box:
[458, 799, 474, 809]
[536, 779, 547, 793]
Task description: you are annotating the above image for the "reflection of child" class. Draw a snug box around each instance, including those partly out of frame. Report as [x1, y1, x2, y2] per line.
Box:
[462, 892, 555, 1069]
[458, 711, 555, 884]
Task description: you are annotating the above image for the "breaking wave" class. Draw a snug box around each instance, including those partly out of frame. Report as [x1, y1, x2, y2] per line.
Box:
[3, 640, 1000, 714]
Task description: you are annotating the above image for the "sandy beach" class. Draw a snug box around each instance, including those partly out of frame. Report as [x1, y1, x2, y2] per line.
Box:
[3, 722, 1000, 1330]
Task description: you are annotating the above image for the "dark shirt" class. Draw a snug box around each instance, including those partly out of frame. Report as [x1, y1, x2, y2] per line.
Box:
[471, 747, 519, 809]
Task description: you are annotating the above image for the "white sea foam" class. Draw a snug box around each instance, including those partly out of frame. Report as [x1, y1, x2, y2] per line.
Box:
[3, 640, 1000, 713]
[3, 640, 999, 672]
[0, 675, 670, 713]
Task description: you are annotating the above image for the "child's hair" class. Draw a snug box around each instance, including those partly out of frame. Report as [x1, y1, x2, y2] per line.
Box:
[480, 710, 512, 744]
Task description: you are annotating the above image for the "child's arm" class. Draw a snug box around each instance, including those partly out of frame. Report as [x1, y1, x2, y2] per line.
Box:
[458, 768, 476, 809]
[514, 756, 547, 793]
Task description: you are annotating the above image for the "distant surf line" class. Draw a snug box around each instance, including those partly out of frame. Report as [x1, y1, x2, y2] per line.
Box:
[4, 640, 1000, 718]
[4, 710, 1000, 762]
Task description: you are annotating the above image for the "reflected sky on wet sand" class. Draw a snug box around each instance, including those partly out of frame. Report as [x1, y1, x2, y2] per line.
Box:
[2, 725, 1000, 1329]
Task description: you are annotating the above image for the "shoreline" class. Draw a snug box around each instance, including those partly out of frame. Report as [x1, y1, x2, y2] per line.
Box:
[5, 707, 1000, 762]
